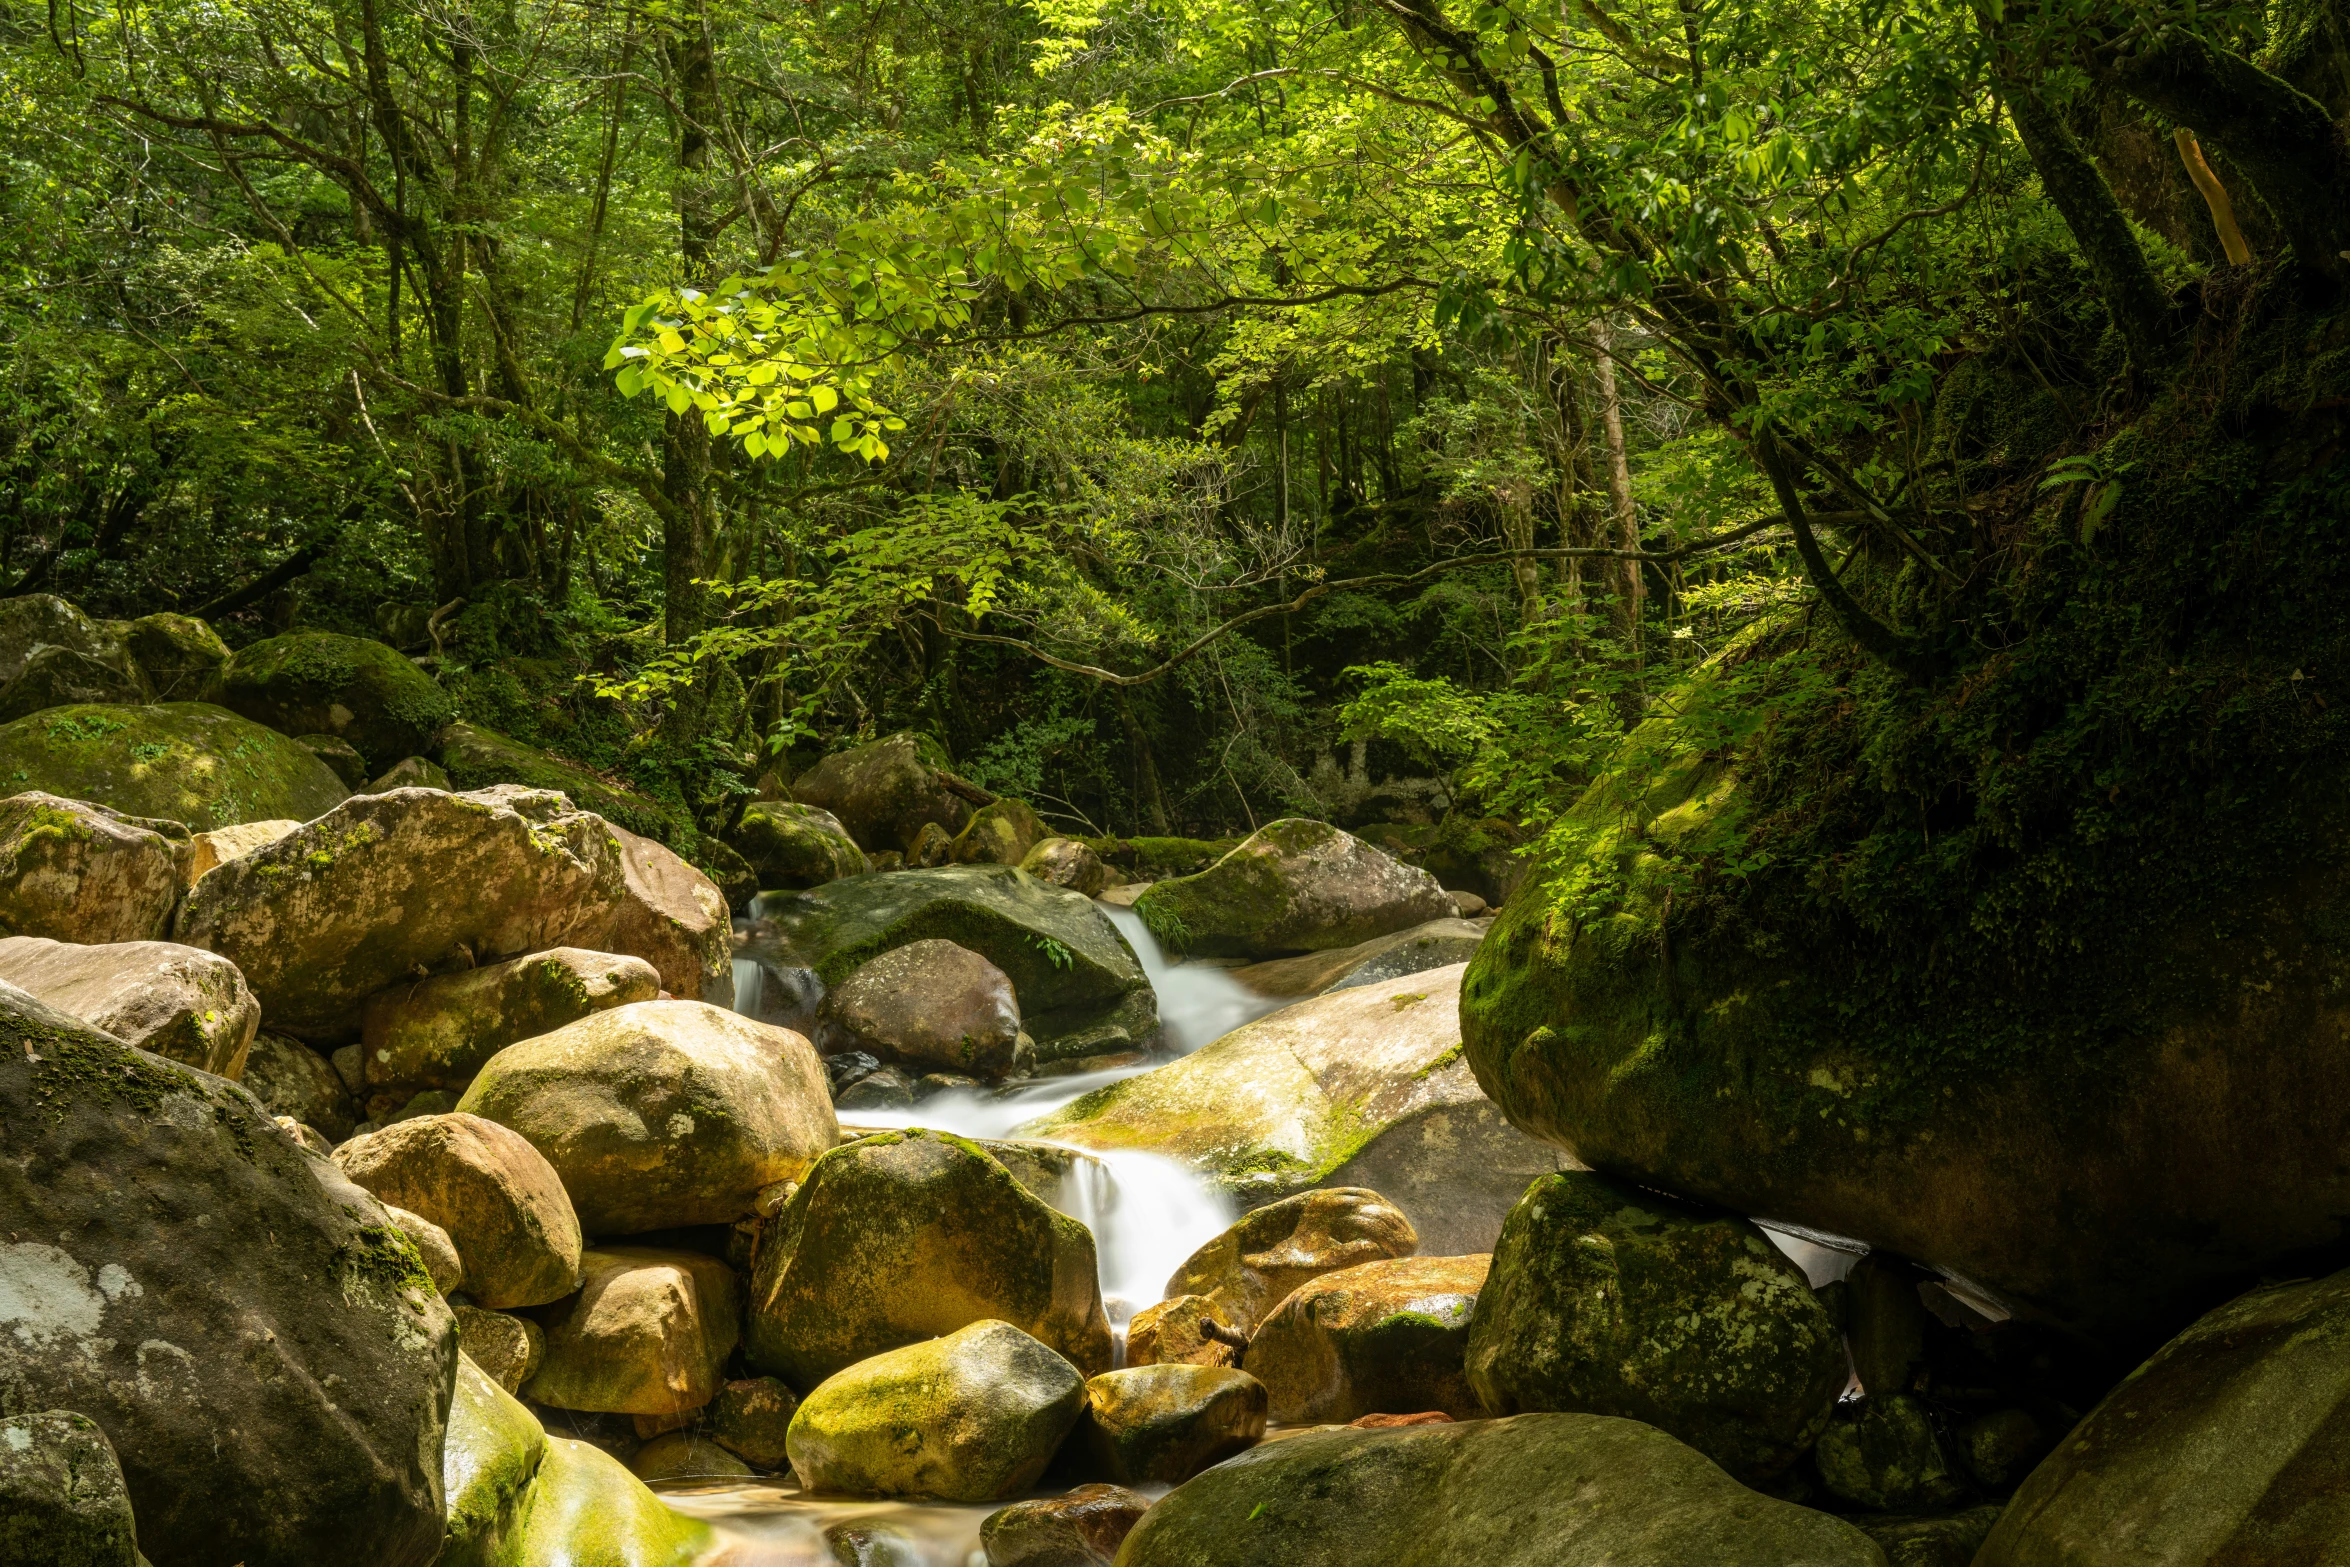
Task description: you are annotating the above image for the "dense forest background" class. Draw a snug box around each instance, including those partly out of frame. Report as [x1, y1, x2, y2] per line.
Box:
[3, 0, 2344, 881]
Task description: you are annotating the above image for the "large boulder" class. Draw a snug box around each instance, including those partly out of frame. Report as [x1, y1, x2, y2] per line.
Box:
[1458, 654, 2350, 1351]
[1167, 1188, 1420, 1333]
[496, 1436, 713, 1567]
[0, 645, 148, 722]
[359, 947, 661, 1093]
[1976, 1267, 2350, 1565]
[218, 630, 454, 767]
[1022, 965, 1569, 1253]
[1242, 1254, 1491, 1424]
[0, 704, 347, 829]
[523, 1247, 740, 1418]
[0, 596, 145, 716]
[432, 721, 687, 846]
[751, 864, 1155, 1064]
[0, 936, 258, 1077]
[0, 1410, 140, 1567]
[817, 938, 1027, 1078]
[1464, 1170, 1846, 1480]
[456, 999, 836, 1234]
[1113, 1413, 1890, 1567]
[745, 1129, 1112, 1389]
[331, 1112, 584, 1309]
[0, 983, 456, 1567]
[605, 820, 736, 1005]
[121, 612, 230, 703]
[1132, 819, 1455, 958]
[791, 731, 977, 855]
[1070, 1364, 1268, 1484]
[1234, 918, 1488, 998]
[0, 793, 184, 944]
[785, 1320, 1086, 1502]
[951, 798, 1046, 866]
[238, 1030, 357, 1140]
[731, 798, 868, 889]
[439, 1353, 547, 1567]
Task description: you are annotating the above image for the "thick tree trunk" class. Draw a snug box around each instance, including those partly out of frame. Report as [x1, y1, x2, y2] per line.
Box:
[2000, 77, 2175, 358]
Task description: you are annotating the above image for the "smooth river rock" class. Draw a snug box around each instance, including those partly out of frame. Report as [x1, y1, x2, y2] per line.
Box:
[524, 1247, 741, 1418]
[1113, 1413, 1891, 1567]
[360, 946, 661, 1092]
[1132, 818, 1455, 957]
[1070, 1364, 1268, 1484]
[1168, 1187, 1420, 1332]
[1244, 1254, 1491, 1424]
[0, 935, 258, 1078]
[332, 1112, 584, 1309]
[981, 1484, 1150, 1567]
[456, 1000, 835, 1234]
[438, 1353, 546, 1567]
[818, 937, 1027, 1078]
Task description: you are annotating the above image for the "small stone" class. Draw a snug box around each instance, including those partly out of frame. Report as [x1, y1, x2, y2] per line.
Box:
[1855, 1506, 2003, 1567]
[1814, 1393, 1968, 1512]
[709, 1377, 801, 1469]
[365, 756, 451, 792]
[0, 1410, 140, 1567]
[633, 1408, 696, 1440]
[826, 1521, 926, 1566]
[1167, 1187, 1419, 1333]
[381, 1204, 464, 1295]
[1073, 1365, 1267, 1484]
[1446, 889, 1488, 917]
[1123, 1296, 1240, 1370]
[1245, 1255, 1490, 1425]
[332, 1044, 367, 1096]
[834, 1064, 915, 1109]
[915, 1071, 983, 1099]
[824, 1050, 884, 1095]
[1958, 1406, 2048, 1489]
[950, 799, 1046, 866]
[629, 1433, 752, 1484]
[909, 820, 953, 866]
[981, 1484, 1151, 1567]
[388, 1088, 459, 1123]
[453, 1305, 544, 1394]
[730, 800, 868, 890]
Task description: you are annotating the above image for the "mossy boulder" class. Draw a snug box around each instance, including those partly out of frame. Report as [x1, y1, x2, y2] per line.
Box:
[0, 704, 347, 830]
[332, 1112, 584, 1310]
[0, 595, 144, 698]
[786, 1319, 1087, 1502]
[746, 1128, 1112, 1389]
[791, 731, 976, 855]
[751, 865, 1155, 1063]
[434, 722, 685, 845]
[360, 947, 661, 1094]
[1168, 1187, 1421, 1334]
[524, 1247, 741, 1419]
[122, 612, 230, 703]
[1242, 1254, 1491, 1424]
[457, 1000, 837, 1234]
[1814, 1395, 1968, 1512]
[218, 630, 453, 766]
[1069, 1364, 1268, 1484]
[951, 798, 1046, 866]
[0, 936, 258, 1078]
[0, 645, 149, 722]
[1133, 819, 1455, 958]
[0, 795, 185, 945]
[730, 799, 868, 889]
[1021, 965, 1568, 1253]
[438, 1353, 547, 1567]
[1464, 1170, 1846, 1480]
[0, 984, 456, 1567]
[1113, 1413, 1890, 1567]
[1976, 1267, 2350, 1565]
[296, 733, 368, 788]
[0, 1410, 140, 1567]
[495, 1436, 714, 1567]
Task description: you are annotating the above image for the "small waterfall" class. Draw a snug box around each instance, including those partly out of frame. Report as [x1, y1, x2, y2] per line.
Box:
[1099, 904, 1285, 1055]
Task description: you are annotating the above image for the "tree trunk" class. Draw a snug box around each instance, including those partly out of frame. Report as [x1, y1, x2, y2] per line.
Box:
[1999, 76, 2174, 357]
[1593, 318, 1643, 658]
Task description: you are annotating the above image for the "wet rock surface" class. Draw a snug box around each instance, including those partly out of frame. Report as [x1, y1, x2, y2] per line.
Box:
[1069, 1364, 1268, 1484]
[981, 1484, 1151, 1567]
[1168, 1186, 1420, 1333]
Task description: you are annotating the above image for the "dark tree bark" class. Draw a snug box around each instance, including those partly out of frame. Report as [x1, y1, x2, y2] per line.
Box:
[2000, 78, 2175, 358]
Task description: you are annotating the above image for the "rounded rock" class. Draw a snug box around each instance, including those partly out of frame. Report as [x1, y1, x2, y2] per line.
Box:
[819, 938, 1026, 1079]
[332, 1112, 583, 1309]
[1168, 1187, 1419, 1333]
[1243, 1254, 1491, 1425]
[1073, 1364, 1267, 1484]
[981, 1484, 1151, 1567]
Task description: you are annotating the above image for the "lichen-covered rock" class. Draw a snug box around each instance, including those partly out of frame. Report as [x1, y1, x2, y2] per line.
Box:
[1133, 819, 1455, 958]
[731, 799, 868, 889]
[496, 1436, 714, 1567]
[0, 936, 258, 1077]
[1071, 1364, 1267, 1484]
[1464, 1170, 1845, 1480]
[382, 1203, 465, 1294]
[0, 1409, 140, 1567]
[1232, 918, 1487, 998]
[981, 1484, 1150, 1567]
[1976, 1267, 2350, 1565]
[605, 820, 736, 1006]
[457, 1000, 835, 1234]
[433, 721, 686, 844]
[332, 1112, 584, 1309]
[0, 792, 184, 944]
[1124, 1295, 1241, 1370]
[1815, 1395, 1967, 1512]
[0, 644, 150, 722]
[454, 1306, 545, 1396]
[183, 818, 301, 887]
[0, 704, 347, 830]
[709, 1376, 800, 1469]
[1023, 966, 1568, 1253]
[819, 938, 1026, 1078]
[750, 864, 1155, 1064]
[0, 595, 142, 691]
[1169, 1188, 1419, 1334]
[238, 1030, 357, 1139]
[951, 798, 1046, 866]
[218, 630, 454, 766]
[174, 786, 626, 1037]
[361, 947, 661, 1093]
[122, 613, 229, 703]
[1242, 1254, 1490, 1424]
[791, 731, 976, 855]
[746, 1129, 1111, 1390]
[439, 1353, 547, 1567]
[0, 983, 456, 1567]
[787, 1320, 1086, 1502]
[525, 1247, 741, 1419]
[1116, 1413, 1888, 1567]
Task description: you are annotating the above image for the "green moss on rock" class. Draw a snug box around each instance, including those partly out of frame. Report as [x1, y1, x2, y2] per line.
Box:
[220, 631, 454, 767]
[0, 703, 348, 829]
